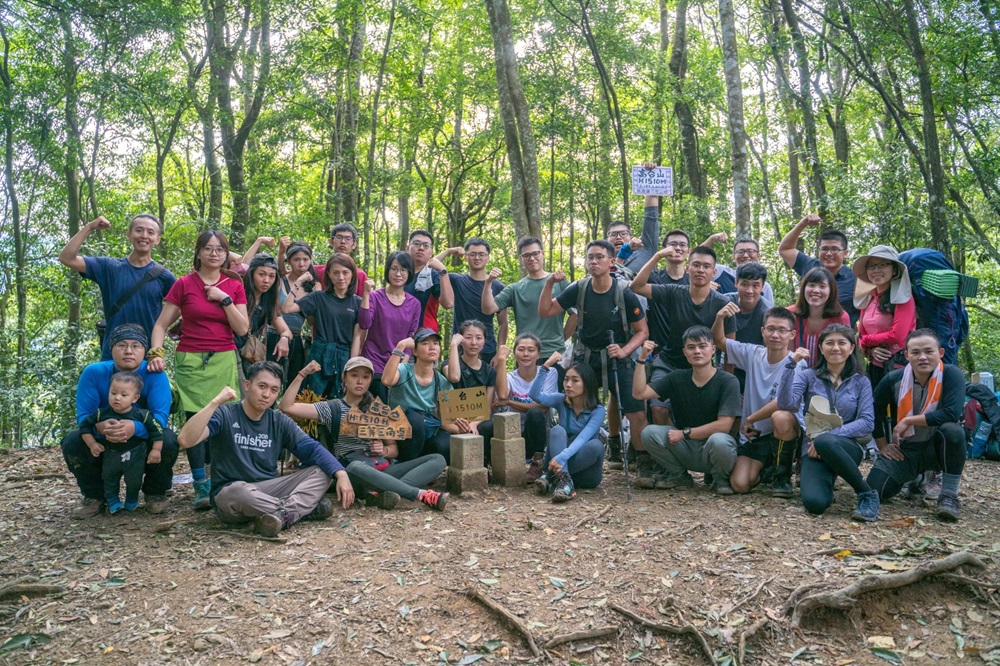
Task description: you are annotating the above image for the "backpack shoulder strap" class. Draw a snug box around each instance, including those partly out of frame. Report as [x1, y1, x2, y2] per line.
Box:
[574, 277, 592, 343]
[615, 278, 628, 336]
[107, 262, 166, 320]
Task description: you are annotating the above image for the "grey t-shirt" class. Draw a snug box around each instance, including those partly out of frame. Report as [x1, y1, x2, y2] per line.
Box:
[494, 275, 568, 357]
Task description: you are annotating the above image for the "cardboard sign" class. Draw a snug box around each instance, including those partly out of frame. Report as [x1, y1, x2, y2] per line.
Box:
[631, 166, 673, 197]
[346, 398, 412, 439]
[438, 387, 490, 425]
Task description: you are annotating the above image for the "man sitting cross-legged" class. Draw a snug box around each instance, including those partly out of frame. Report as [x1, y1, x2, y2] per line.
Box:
[713, 305, 805, 498]
[864, 328, 967, 522]
[178, 361, 355, 538]
[632, 326, 741, 495]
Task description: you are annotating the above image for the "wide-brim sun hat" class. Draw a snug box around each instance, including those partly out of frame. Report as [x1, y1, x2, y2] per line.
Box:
[852, 244, 912, 308]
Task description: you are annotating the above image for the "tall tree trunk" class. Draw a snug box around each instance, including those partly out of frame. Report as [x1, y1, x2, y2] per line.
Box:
[361, 0, 396, 272]
[780, 0, 827, 217]
[337, 5, 365, 229]
[901, 0, 949, 254]
[719, 0, 750, 236]
[668, 0, 708, 225]
[764, 0, 802, 221]
[652, 0, 669, 166]
[60, 11, 82, 429]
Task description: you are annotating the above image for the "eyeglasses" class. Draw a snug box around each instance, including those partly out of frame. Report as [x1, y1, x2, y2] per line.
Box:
[607, 230, 630, 239]
[332, 234, 355, 243]
[818, 246, 845, 254]
[665, 241, 689, 249]
[763, 327, 792, 335]
[466, 252, 488, 259]
[113, 342, 146, 351]
[202, 246, 227, 255]
[389, 266, 408, 275]
[586, 254, 609, 262]
[409, 241, 432, 250]
[866, 261, 893, 270]
[735, 248, 759, 256]
[520, 250, 542, 261]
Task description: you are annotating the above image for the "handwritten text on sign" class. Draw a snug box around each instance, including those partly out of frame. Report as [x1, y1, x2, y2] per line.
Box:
[631, 166, 673, 197]
[438, 387, 490, 425]
[346, 398, 412, 439]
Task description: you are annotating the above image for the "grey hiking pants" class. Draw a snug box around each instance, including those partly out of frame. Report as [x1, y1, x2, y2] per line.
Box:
[641, 426, 737, 479]
[346, 454, 446, 501]
[213, 466, 331, 525]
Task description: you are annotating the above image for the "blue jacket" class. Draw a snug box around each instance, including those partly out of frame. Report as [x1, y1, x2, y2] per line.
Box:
[777, 362, 874, 440]
[75, 360, 172, 437]
[529, 366, 606, 468]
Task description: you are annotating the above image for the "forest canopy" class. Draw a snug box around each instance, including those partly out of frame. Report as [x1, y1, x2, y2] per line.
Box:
[1, 0, 998, 446]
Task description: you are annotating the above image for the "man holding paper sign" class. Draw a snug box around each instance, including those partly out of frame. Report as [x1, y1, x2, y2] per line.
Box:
[608, 162, 663, 281]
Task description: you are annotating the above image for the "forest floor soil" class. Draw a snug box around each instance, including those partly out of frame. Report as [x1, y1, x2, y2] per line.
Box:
[2, 445, 1000, 665]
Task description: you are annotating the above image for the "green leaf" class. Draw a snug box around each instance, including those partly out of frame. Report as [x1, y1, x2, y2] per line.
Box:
[0, 633, 52, 653]
[549, 577, 565, 589]
[870, 647, 903, 664]
[457, 655, 484, 665]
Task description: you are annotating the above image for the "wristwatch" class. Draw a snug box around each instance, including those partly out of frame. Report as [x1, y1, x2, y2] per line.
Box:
[682, 428, 692, 438]
[220, 296, 233, 307]
[439, 268, 448, 275]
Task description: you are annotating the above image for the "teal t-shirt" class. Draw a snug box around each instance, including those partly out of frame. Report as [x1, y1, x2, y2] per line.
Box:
[387, 362, 451, 416]
[493, 275, 568, 357]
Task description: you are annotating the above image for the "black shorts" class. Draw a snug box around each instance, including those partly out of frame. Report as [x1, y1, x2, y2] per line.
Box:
[872, 435, 944, 483]
[737, 434, 777, 465]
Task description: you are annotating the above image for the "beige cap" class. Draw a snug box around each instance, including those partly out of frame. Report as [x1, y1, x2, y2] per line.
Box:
[343, 357, 374, 374]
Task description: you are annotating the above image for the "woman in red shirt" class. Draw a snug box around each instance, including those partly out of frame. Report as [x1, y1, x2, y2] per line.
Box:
[148, 230, 249, 510]
[852, 245, 916, 387]
[787, 267, 850, 367]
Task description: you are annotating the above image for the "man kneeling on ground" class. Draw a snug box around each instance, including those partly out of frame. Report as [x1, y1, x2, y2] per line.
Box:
[178, 361, 354, 537]
[632, 326, 741, 495]
[865, 329, 966, 522]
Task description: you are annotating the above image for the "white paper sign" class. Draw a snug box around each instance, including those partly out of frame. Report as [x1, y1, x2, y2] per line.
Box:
[632, 166, 673, 197]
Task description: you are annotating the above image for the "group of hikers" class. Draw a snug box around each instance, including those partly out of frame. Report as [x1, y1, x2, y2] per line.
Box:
[58, 166, 973, 538]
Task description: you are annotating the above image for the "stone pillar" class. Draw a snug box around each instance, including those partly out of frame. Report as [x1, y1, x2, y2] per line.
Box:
[490, 412, 526, 487]
[446, 433, 488, 494]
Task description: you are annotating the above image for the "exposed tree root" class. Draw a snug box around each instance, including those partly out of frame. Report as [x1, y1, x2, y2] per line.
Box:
[464, 586, 541, 658]
[610, 602, 716, 665]
[544, 625, 617, 649]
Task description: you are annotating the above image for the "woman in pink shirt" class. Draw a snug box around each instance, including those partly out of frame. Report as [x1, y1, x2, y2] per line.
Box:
[852, 245, 916, 387]
[148, 230, 249, 510]
[787, 267, 850, 366]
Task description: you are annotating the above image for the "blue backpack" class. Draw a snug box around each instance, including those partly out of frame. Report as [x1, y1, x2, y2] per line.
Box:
[898, 249, 969, 365]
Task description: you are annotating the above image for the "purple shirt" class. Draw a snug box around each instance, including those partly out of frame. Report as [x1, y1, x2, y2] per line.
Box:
[358, 289, 422, 373]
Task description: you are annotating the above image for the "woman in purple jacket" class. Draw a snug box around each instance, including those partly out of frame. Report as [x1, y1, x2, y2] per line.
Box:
[359, 252, 422, 401]
[777, 324, 877, 522]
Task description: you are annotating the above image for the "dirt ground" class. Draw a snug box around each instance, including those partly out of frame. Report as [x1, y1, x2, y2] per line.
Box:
[2, 446, 999, 666]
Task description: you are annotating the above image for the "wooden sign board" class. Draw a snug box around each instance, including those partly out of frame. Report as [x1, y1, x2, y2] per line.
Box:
[346, 398, 412, 439]
[438, 387, 490, 425]
[631, 166, 673, 197]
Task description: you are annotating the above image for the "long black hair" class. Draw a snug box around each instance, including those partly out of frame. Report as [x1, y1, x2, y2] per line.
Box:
[243, 254, 280, 333]
[814, 324, 861, 380]
[565, 362, 601, 411]
[795, 267, 844, 320]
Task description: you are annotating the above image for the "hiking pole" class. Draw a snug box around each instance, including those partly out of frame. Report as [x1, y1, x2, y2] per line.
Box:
[607, 331, 633, 502]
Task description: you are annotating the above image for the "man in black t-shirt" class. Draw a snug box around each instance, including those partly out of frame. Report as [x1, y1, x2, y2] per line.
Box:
[723, 262, 768, 392]
[633, 326, 741, 495]
[178, 362, 355, 538]
[630, 245, 735, 428]
[437, 237, 508, 364]
[540, 239, 649, 457]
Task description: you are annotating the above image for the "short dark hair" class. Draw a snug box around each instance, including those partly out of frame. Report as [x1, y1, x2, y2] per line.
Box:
[110, 371, 143, 393]
[458, 320, 488, 336]
[689, 245, 717, 263]
[586, 239, 616, 257]
[607, 221, 629, 233]
[682, 325, 713, 345]
[323, 252, 359, 295]
[734, 237, 759, 251]
[763, 306, 796, 328]
[795, 267, 844, 320]
[330, 223, 359, 242]
[565, 362, 601, 411]
[662, 229, 690, 248]
[735, 261, 768, 284]
[818, 230, 848, 251]
[513, 332, 541, 353]
[247, 360, 284, 383]
[408, 229, 433, 243]
[814, 324, 860, 379]
[129, 213, 163, 234]
[193, 229, 230, 271]
[464, 237, 491, 253]
[517, 236, 543, 254]
[906, 328, 942, 348]
[384, 251, 415, 284]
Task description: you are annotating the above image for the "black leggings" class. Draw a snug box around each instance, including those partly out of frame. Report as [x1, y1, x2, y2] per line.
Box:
[800, 433, 870, 515]
[523, 409, 548, 458]
[867, 422, 966, 500]
[184, 410, 210, 470]
[400, 409, 451, 463]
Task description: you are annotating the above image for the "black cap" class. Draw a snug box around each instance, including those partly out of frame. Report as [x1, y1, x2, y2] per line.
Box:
[413, 328, 442, 343]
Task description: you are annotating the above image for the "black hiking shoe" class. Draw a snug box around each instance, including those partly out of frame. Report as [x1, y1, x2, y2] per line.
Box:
[551, 472, 576, 503]
[302, 497, 334, 521]
[771, 475, 793, 499]
[365, 491, 400, 510]
[255, 509, 292, 538]
[936, 493, 961, 522]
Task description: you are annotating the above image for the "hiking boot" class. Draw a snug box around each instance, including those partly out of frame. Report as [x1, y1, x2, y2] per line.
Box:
[923, 471, 943, 501]
[658, 473, 695, 490]
[302, 497, 334, 521]
[535, 472, 554, 495]
[124, 496, 140, 511]
[192, 479, 212, 511]
[758, 465, 776, 486]
[71, 497, 103, 519]
[606, 435, 624, 470]
[107, 497, 124, 514]
[364, 491, 400, 511]
[851, 489, 881, 522]
[712, 479, 735, 496]
[526, 453, 545, 484]
[936, 493, 961, 522]
[635, 454, 658, 489]
[254, 509, 291, 538]
[551, 472, 576, 503]
[144, 494, 169, 515]
[771, 475, 793, 499]
[419, 489, 449, 511]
